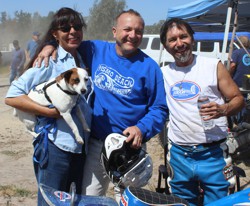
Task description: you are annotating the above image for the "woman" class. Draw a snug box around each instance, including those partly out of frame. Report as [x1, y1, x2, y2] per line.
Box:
[5, 8, 92, 205]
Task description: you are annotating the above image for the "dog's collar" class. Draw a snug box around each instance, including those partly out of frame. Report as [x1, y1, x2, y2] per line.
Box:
[43, 80, 78, 103]
[56, 83, 78, 96]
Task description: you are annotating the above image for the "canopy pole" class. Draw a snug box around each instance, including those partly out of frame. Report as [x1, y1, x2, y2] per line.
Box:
[227, 0, 238, 70]
[158, 44, 164, 66]
[221, 0, 234, 65]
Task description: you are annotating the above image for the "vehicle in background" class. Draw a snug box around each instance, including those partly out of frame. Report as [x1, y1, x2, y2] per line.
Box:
[139, 32, 250, 67]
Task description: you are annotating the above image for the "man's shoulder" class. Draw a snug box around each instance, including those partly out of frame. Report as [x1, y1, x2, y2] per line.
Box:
[84, 39, 111, 45]
[231, 48, 247, 60]
[196, 55, 219, 64]
[81, 40, 113, 50]
[26, 40, 35, 49]
[233, 48, 246, 55]
[26, 39, 34, 45]
[139, 49, 160, 66]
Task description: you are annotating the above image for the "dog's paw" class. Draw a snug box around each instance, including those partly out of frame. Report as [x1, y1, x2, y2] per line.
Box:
[76, 138, 84, 145]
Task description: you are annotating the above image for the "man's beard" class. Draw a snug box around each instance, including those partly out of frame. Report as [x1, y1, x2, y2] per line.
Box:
[175, 50, 192, 63]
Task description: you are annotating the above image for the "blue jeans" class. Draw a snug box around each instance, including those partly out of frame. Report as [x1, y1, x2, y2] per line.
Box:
[33, 139, 85, 206]
[167, 141, 232, 206]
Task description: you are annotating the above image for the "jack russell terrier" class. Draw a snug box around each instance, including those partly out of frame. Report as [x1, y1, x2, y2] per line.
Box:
[14, 67, 90, 144]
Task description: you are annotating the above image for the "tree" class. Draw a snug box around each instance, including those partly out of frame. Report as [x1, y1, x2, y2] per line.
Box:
[0, 12, 9, 51]
[0, 12, 8, 25]
[144, 20, 165, 34]
[15, 10, 32, 32]
[32, 12, 53, 37]
[86, 0, 126, 40]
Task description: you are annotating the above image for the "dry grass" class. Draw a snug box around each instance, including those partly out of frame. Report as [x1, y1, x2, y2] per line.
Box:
[0, 185, 34, 198]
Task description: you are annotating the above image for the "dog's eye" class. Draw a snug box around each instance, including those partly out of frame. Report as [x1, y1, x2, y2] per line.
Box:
[74, 78, 80, 84]
[84, 77, 89, 82]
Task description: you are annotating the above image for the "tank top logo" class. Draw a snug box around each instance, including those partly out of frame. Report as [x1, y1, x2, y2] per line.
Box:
[170, 81, 200, 101]
[242, 53, 250, 66]
[94, 64, 134, 96]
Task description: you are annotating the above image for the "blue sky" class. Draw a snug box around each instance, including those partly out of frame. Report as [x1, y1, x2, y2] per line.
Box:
[0, 0, 187, 25]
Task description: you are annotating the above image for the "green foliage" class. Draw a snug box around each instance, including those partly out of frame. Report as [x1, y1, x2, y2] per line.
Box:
[144, 20, 166, 34]
[85, 0, 126, 40]
[0, 11, 8, 25]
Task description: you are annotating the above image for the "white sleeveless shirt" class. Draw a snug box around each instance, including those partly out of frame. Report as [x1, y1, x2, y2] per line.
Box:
[161, 55, 228, 145]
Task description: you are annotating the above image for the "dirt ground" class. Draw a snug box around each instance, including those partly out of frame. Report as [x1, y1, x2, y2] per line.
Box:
[0, 73, 249, 206]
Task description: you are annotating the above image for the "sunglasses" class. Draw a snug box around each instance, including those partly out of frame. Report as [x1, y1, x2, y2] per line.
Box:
[57, 24, 83, 32]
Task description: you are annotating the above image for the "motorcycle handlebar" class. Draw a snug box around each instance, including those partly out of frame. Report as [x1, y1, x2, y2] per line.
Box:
[232, 122, 250, 132]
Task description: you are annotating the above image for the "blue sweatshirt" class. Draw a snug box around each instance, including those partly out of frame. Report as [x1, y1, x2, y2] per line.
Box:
[78, 40, 168, 141]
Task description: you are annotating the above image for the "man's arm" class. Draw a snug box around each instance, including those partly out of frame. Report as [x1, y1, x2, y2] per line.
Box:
[125, 68, 169, 148]
[200, 62, 244, 120]
[217, 61, 244, 115]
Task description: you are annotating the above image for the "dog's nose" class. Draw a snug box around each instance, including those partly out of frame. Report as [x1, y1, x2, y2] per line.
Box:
[81, 89, 86, 94]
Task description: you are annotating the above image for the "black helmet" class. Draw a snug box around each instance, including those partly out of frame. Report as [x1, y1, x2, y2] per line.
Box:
[100, 133, 153, 189]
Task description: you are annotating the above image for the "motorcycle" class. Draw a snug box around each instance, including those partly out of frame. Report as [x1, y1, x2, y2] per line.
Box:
[40, 182, 250, 206]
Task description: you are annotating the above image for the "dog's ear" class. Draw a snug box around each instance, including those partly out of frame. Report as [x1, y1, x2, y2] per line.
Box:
[85, 68, 91, 75]
[60, 70, 73, 84]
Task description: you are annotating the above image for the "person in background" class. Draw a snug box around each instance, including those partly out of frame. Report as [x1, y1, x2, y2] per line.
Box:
[26, 31, 41, 61]
[229, 35, 250, 88]
[159, 18, 244, 206]
[229, 35, 250, 123]
[35, 9, 168, 202]
[5, 8, 92, 206]
[9, 40, 26, 84]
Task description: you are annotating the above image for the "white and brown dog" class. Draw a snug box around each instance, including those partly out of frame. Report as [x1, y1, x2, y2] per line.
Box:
[14, 67, 90, 144]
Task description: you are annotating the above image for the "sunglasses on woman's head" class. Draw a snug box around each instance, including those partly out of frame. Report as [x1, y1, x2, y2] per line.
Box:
[57, 24, 83, 32]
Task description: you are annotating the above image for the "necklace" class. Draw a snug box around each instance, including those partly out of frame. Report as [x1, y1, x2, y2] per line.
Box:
[176, 63, 192, 90]
[179, 72, 187, 89]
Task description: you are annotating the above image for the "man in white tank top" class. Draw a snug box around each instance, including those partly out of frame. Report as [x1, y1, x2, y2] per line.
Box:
[159, 18, 244, 206]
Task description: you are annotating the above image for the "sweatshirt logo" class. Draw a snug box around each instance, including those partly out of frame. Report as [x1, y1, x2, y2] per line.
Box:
[94, 64, 134, 96]
[170, 81, 200, 101]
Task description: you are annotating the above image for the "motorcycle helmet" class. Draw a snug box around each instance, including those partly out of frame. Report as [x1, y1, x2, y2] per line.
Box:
[100, 133, 153, 189]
